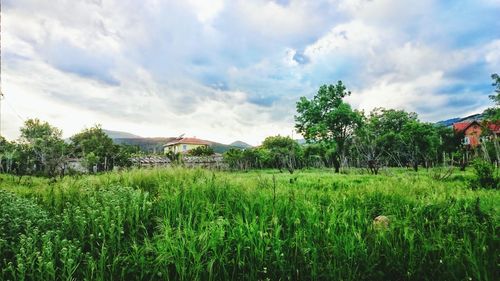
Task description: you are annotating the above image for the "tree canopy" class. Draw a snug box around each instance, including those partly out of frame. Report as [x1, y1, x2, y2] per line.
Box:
[295, 81, 363, 172]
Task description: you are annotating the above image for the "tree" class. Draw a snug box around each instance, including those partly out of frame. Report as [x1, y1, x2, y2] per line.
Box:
[188, 146, 215, 156]
[362, 108, 418, 168]
[303, 143, 327, 168]
[0, 136, 13, 173]
[223, 148, 259, 170]
[435, 125, 461, 165]
[401, 121, 440, 171]
[484, 73, 500, 121]
[19, 119, 68, 177]
[295, 81, 362, 172]
[489, 73, 500, 104]
[353, 118, 384, 174]
[261, 135, 302, 173]
[70, 125, 120, 173]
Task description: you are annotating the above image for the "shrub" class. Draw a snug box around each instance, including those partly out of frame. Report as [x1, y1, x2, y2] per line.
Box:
[0, 190, 54, 261]
[469, 159, 499, 189]
[188, 146, 214, 156]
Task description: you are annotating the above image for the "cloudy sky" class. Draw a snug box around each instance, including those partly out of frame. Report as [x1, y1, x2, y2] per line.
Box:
[2, 0, 499, 145]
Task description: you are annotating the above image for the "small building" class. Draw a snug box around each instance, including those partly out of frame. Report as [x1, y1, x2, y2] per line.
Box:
[163, 137, 211, 154]
[453, 121, 500, 148]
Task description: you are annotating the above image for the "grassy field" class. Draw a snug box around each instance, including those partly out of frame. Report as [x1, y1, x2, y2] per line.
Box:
[0, 168, 498, 280]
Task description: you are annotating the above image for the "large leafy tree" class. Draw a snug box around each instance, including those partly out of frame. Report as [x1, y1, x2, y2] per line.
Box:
[435, 125, 461, 165]
[223, 148, 261, 170]
[261, 135, 302, 173]
[295, 81, 362, 172]
[0, 137, 16, 174]
[484, 73, 500, 121]
[401, 121, 440, 171]
[365, 108, 418, 167]
[70, 125, 130, 172]
[19, 119, 68, 177]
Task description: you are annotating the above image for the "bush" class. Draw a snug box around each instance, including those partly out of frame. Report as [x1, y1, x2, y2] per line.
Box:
[188, 146, 214, 156]
[469, 159, 499, 189]
[0, 190, 54, 261]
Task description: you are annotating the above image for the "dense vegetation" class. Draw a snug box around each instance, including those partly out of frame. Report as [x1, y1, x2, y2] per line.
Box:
[0, 168, 498, 280]
[0, 122, 138, 177]
[224, 76, 499, 174]
[0, 74, 497, 280]
[1, 75, 498, 178]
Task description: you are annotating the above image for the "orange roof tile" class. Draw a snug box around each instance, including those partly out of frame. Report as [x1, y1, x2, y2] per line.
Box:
[165, 137, 211, 146]
[453, 122, 473, 133]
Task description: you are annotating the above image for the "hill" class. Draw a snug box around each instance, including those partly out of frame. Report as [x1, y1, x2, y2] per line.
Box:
[103, 129, 142, 139]
[229, 141, 253, 149]
[113, 137, 176, 154]
[207, 141, 242, 154]
[436, 113, 484, 127]
[102, 129, 245, 154]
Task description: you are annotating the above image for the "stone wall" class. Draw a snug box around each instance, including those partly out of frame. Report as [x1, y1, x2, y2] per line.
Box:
[131, 155, 227, 169]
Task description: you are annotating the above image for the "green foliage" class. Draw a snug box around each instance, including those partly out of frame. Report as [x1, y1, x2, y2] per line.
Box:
[0, 168, 497, 280]
[0, 190, 54, 260]
[469, 159, 499, 189]
[484, 73, 500, 121]
[262, 135, 302, 173]
[18, 119, 68, 177]
[71, 125, 132, 172]
[224, 136, 303, 172]
[188, 145, 215, 156]
[295, 81, 363, 172]
[401, 121, 440, 171]
[165, 151, 182, 165]
[223, 148, 261, 170]
[436, 125, 461, 155]
[489, 73, 499, 105]
[352, 108, 446, 173]
[303, 143, 327, 167]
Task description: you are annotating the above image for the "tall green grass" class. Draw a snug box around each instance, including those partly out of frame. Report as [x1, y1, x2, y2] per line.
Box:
[0, 168, 498, 280]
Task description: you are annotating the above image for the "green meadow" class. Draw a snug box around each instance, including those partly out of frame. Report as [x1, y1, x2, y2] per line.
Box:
[0, 168, 498, 280]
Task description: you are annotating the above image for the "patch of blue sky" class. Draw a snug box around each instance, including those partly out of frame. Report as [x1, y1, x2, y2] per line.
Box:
[248, 95, 281, 107]
[447, 61, 491, 83]
[428, 0, 500, 48]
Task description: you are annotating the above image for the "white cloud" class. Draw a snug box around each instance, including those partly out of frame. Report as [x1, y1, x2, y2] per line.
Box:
[483, 39, 500, 70]
[304, 21, 381, 61]
[186, 0, 225, 24]
[346, 71, 449, 114]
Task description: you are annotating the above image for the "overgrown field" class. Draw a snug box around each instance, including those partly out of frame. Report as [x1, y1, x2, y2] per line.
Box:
[0, 168, 498, 280]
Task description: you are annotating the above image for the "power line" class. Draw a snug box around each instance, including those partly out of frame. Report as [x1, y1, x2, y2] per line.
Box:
[4, 98, 26, 122]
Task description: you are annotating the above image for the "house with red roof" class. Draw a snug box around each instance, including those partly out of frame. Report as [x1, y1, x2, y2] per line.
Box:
[163, 137, 211, 154]
[453, 121, 500, 148]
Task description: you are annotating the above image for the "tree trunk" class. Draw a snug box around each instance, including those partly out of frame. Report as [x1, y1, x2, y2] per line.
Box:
[333, 155, 340, 173]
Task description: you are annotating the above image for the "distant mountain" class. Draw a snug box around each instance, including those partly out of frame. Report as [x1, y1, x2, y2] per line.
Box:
[436, 113, 484, 127]
[459, 113, 483, 123]
[102, 129, 247, 154]
[206, 141, 242, 154]
[230, 141, 252, 149]
[114, 137, 176, 154]
[436, 117, 461, 127]
[103, 129, 142, 139]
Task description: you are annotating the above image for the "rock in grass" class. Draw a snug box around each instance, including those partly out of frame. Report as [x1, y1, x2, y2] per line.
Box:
[373, 215, 390, 230]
